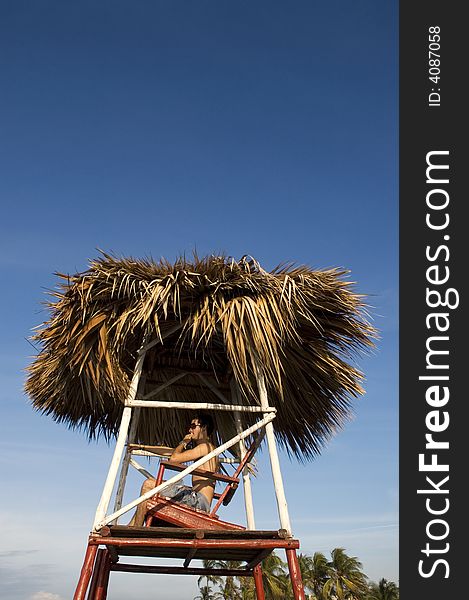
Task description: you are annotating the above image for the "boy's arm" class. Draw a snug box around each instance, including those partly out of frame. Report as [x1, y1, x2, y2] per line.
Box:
[170, 440, 210, 464]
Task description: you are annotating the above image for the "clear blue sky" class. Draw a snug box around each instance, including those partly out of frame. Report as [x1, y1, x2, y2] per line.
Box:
[0, 2, 398, 599]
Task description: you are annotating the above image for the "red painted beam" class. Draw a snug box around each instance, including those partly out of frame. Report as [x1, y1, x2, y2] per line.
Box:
[253, 565, 265, 600]
[111, 563, 255, 576]
[73, 544, 98, 600]
[94, 550, 111, 600]
[90, 537, 300, 550]
[285, 549, 306, 600]
[86, 549, 104, 600]
[160, 461, 240, 484]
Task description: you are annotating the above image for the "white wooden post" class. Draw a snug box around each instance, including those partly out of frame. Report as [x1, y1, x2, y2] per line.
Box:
[231, 380, 256, 530]
[128, 399, 273, 412]
[113, 373, 147, 520]
[93, 344, 147, 529]
[112, 407, 141, 521]
[93, 406, 133, 529]
[257, 372, 292, 535]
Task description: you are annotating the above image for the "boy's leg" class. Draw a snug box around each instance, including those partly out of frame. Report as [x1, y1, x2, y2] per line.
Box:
[128, 478, 156, 527]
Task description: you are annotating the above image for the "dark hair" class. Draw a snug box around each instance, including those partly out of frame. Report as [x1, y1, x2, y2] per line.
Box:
[195, 412, 215, 436]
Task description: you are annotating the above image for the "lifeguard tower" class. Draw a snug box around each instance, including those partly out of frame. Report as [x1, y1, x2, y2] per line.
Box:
[25, 253, 374, 600]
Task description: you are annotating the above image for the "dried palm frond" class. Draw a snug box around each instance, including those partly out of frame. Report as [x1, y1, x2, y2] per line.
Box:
[24, 252, 376, 460]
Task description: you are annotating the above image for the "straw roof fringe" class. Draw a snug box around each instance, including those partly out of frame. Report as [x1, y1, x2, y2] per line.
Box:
[25, 253, 376, 460]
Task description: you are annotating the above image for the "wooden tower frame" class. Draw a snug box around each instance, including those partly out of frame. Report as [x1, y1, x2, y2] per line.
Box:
[73, 338, 306, 599]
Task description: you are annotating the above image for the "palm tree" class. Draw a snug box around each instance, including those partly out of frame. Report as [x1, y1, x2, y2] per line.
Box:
[197, 559, 243, 599]
[258, 552, 289, 600]
[237, 576, 256, 600]
[306, 551, 329, 599]
[233, 553, 290, 600]
[296, 553, 314, 592]
[198, 560, 223, 593]
[194, 585, 217, 600]
[322, 548, 368, 600]
[366, 578, 399, 600]
[218, 561, 243, 599]
[194, 560, 221, 600]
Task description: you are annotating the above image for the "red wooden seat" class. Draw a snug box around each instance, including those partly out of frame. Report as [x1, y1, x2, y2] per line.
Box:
[145, 496, 245, 530]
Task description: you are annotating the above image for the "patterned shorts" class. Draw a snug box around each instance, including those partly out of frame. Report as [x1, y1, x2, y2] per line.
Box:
[162, 481, 210, 512]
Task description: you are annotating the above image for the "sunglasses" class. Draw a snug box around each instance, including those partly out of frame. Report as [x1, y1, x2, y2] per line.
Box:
[188, 423, 201, 430]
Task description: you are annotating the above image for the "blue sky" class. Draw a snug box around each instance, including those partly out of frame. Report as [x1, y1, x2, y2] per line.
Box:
[0, 2, 398, 598]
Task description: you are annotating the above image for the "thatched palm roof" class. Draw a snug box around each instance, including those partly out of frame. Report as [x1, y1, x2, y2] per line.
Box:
[25, 253, 375, 460]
